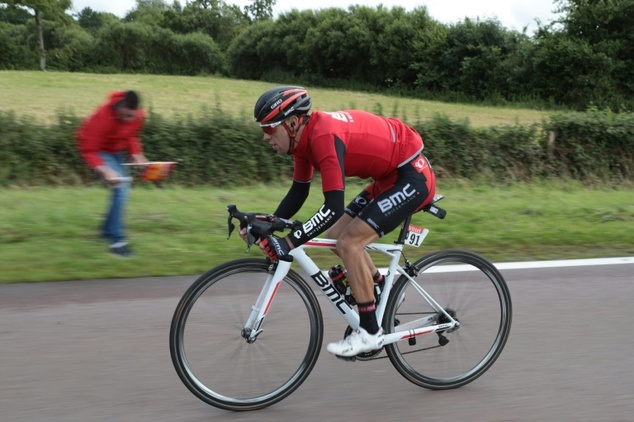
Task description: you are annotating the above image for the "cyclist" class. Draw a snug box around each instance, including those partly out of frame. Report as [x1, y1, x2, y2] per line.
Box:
[245, 86, 436, 357]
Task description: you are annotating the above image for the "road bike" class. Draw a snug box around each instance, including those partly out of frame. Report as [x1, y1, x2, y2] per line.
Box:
[169, 195, 512, 411]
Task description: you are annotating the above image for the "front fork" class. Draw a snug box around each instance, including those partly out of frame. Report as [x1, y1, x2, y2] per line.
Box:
[241, 260, 290, 343]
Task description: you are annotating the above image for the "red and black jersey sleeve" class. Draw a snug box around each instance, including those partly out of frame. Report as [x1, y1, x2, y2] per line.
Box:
[286, 189, 345, 247]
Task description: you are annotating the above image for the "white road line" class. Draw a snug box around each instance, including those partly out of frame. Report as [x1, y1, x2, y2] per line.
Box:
[386, 256, 634, 273]
[493, 256, 634, 270]
[322, 257, 634, 277]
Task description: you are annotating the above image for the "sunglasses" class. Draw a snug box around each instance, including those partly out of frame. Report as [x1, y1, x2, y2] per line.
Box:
[260, 121, 282, 135]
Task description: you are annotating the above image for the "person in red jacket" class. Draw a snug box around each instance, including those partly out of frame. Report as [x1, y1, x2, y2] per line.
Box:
[77, 90, 148, 257]
[245, 86, 436, 358]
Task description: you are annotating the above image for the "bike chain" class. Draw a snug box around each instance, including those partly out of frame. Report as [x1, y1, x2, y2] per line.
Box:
[357, 343, 442, 361]
[358, 311, 442, 361]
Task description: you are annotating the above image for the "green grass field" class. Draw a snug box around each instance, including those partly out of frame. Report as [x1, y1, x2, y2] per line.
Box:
[1, 181, 633, 284]
[0, 70, 549, 127]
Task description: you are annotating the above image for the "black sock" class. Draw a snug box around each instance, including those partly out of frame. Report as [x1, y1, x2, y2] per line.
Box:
[373, 271, 384, 287]
[357, 301, 379, 334]
[373, 271, 385, 297]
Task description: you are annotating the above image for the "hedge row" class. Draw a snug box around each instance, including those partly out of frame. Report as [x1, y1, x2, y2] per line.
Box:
[1, 109, 632, 187]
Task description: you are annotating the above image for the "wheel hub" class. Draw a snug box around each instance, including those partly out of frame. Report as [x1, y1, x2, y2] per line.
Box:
[437, 308, 456, 324]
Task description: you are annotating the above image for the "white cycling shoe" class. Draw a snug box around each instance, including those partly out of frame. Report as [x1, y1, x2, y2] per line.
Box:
[326, 327, 385, 357]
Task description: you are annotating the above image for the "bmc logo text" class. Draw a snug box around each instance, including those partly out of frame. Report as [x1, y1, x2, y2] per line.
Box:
[312, 272, 348, 314]
[378, 183, 416, 213]
[302, 205, 332, 233]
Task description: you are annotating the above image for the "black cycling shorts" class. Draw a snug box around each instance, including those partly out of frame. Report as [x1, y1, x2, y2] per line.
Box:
[345, 154, 436, 237]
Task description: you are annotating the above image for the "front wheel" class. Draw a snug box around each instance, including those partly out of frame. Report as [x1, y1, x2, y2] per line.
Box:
[169, 258, 324, 411]
[384, 249, 512, 389]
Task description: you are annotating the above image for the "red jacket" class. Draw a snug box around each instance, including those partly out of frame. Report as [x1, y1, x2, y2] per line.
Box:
[77, 91, 145, 169]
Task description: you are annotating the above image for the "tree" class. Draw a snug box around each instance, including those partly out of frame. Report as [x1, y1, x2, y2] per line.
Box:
[0, 1, 31, 24]
[554, 0, 634, 101]
[555, 0, 634, 43]
[76, 7, 119, 35]
[166, 0, 249, 49]
[124, 0, 170, 26]
[244, 0, 275, 21]
[418, 18, 522, 99]
[0, 0, 71, 70]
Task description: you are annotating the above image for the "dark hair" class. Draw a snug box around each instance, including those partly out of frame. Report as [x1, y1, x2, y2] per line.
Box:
[123, 90, 140, 110]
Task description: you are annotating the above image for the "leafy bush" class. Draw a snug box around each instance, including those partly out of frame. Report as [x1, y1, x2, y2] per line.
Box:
[544, 109, 634, 181]
[162, 31, 227, 76]
[91, 22, 226, 75]
[47, 26, 96, 71]
[0, 109, 632, 187]
[0, 22, 38, 70]
[0, 109, 291, 187]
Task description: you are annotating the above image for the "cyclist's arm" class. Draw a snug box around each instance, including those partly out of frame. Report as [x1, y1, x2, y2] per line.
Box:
[282, 134, 345, 247]
[286, 189, 345, 247]
[274, 179, 311, 219]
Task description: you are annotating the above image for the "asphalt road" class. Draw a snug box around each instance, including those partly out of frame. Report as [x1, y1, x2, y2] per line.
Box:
[1, 262, 633, 422]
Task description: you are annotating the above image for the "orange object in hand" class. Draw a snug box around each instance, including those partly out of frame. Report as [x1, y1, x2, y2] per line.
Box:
[139, 162, 176, 181]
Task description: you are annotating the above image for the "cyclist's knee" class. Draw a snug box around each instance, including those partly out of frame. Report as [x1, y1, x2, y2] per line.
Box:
[336, 230, 375, 259]
[335, 236, 362, 259]
[327, 214, 352, 239]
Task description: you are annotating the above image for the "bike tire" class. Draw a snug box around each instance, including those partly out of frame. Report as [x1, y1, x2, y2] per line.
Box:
[384, 249, 512, 390]
[169, 258, 323, 411]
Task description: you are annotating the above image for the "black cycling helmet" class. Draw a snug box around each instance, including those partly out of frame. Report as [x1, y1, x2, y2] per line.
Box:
[254, 86, 312, 126]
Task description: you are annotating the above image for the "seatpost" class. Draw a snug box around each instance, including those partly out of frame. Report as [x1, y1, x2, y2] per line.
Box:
[394, 214, 413, 245]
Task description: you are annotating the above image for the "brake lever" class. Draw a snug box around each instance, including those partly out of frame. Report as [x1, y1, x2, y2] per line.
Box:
[245, 222, 256, 253]
[226, 204, 238, 240]
[227, 217, 235, 240]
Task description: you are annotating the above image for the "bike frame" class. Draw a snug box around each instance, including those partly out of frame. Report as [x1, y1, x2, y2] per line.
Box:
[243, 235, 460, 347]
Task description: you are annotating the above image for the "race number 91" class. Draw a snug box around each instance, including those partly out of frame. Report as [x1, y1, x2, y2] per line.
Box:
[405, 225, 429, 247]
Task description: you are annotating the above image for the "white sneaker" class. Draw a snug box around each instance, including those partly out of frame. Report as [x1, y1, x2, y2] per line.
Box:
[326, 327, 385, 357]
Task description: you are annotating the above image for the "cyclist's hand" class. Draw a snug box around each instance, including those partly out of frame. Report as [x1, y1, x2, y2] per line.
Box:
[238, 226, 249, 243]
[260, 236, 293, 262]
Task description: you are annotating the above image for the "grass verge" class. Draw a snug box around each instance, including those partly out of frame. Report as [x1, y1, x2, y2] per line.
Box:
[1, 180, 633, 284]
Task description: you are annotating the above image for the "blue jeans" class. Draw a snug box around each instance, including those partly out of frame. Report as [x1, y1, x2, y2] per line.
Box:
[98, 152, 131, 245]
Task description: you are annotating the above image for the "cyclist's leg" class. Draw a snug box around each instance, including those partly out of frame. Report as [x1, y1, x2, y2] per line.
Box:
[327, 162, 433, 357]
[345, 154, 436, 296]
[328, 187, 385, 275]
[326, 195, 379, 277]
[326, 218, 385, 357]
[335, 218, 380, 305]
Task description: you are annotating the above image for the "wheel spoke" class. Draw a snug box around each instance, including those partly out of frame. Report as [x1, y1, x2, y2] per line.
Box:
[170, 259, 323, 411]
[385, 250, 512, 390]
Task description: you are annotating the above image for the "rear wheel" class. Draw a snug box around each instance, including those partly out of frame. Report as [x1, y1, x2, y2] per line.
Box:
[384, 249, 512, 389]
[170, 258, 323, 411]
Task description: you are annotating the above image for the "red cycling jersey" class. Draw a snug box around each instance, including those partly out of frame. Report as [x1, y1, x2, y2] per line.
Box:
[292, 110, 424, 192]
